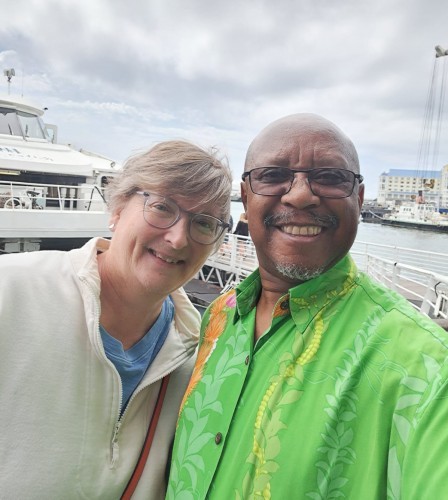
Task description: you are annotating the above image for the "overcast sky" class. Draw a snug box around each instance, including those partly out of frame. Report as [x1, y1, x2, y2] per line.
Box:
[1, 0, 448, 198]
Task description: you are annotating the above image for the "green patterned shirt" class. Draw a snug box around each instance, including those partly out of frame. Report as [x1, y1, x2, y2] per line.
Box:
[167, 255, 448, 499]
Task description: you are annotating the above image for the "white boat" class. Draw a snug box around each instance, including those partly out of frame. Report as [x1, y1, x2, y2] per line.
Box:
[0, 93, 120, 252]
[230, 181, 242, 202]
[379, 201, 448, 232]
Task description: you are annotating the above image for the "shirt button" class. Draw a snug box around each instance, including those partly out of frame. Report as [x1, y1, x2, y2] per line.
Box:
[245, 355, 250, 365]
[215, 432, 223, 445]
[280, 300, 289, 310]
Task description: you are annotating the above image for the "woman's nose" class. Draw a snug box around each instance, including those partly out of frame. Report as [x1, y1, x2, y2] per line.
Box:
[163, 215, 190, 249]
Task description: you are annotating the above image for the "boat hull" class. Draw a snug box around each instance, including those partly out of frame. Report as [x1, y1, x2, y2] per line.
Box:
[362, 217, 448, 233]
[0, 208, 111, 252]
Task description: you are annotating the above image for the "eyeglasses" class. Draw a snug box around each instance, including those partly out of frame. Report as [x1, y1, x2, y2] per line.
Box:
[242, 166, 364, 199]
[135, 191, 229, 245]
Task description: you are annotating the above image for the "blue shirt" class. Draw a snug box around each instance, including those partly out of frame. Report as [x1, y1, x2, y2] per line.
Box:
[100, 296, 174, 413]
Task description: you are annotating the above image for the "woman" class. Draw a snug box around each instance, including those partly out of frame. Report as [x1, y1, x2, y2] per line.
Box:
[0, 140, 232, 499]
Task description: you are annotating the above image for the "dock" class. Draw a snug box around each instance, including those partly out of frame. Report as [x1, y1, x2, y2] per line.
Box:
[184, 279, 221, 315]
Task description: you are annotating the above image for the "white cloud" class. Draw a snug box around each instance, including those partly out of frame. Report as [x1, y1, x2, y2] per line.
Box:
[1, 0, 448, 198]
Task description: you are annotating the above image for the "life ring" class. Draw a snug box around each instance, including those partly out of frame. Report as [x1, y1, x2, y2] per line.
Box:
[3, 197, 22, 209]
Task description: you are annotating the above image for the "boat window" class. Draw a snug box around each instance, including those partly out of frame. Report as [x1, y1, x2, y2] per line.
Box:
[0, 107, 22, 136]
[38, 117, 52, 141]
[17, 111, 48, 140]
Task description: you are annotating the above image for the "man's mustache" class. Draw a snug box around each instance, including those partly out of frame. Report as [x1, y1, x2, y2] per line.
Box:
[264, 211, 338, 228]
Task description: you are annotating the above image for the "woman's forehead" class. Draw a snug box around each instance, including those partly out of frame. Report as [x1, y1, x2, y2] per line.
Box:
[162, 190, 220, 216]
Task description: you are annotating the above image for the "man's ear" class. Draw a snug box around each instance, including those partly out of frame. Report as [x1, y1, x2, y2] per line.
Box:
[241, 180, 248, 212]
[357, 182, 365, 210]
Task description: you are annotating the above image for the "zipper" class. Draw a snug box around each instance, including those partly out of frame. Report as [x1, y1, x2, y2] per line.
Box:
[79, 273, 195, 469]
[110, 421, 122, 468]
[79, 275, 124, 468]
[108, 369, 178, 469]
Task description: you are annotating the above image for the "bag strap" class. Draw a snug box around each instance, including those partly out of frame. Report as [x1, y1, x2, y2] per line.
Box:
[121, 375, 170, 500]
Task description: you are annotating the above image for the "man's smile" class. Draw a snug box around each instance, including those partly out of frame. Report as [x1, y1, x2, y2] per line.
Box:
[264, 210, 339, 231]
[280, 225, 323, 236]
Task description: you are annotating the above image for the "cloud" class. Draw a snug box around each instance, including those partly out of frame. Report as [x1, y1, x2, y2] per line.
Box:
[1, 0, 448, 198]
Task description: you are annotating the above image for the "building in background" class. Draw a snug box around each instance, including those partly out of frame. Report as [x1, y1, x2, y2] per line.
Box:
[377, 165, 448, 209]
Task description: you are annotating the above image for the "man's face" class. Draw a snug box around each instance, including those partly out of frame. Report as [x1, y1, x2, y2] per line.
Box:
[241, 123, 364, 291]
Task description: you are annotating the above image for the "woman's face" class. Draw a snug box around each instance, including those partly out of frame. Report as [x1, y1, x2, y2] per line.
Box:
[106, 191, 220, 298]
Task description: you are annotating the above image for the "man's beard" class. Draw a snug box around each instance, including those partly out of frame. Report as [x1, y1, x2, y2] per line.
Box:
[265, 209, 336, 282]
[274, 262, 326, 282]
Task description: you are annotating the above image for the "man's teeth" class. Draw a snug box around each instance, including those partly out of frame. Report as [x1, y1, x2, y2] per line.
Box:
[281, 225, 322, 236]
[152, 250, 180, 263]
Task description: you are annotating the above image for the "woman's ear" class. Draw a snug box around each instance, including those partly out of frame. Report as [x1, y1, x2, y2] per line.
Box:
[108, 213, 120, 231]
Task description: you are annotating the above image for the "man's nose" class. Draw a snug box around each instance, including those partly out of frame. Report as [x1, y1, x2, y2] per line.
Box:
[280, 172, 321, 207]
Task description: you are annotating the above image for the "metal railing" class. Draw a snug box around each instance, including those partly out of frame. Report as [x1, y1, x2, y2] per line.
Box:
[351, 240, 447, 277]
[202, 234, 258, 288]
[204, 234, 448, 319]
[362, 254, 448, 319]
[0, 180, 107, 212]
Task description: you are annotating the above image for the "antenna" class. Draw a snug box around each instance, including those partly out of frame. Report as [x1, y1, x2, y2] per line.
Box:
[435, 45, 448, 58]
[3, 68, 15, 94]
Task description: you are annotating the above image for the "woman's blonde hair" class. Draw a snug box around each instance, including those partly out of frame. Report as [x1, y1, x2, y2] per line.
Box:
[106, 140, 232, 248]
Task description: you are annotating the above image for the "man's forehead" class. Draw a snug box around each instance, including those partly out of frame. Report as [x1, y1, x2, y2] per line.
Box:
[248, 132, 349, 167]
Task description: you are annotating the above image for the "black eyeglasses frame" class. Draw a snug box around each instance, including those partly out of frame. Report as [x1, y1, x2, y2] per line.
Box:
[241, 167, 364, 199]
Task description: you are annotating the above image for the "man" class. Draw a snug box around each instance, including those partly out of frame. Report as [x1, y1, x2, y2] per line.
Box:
[167, 114, 448, 499]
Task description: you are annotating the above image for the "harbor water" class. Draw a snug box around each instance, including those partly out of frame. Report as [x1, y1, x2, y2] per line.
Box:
[231, 201, 448, 254]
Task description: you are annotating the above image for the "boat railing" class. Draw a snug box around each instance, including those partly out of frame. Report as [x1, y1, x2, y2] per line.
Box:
[366, 210, 384, 220]
[351, 240, 447, 277]
[360, 253, 448, 320]
[202, 234, 258, 288]
[204, 235, 448, 319]
[0, 180, 108, 212]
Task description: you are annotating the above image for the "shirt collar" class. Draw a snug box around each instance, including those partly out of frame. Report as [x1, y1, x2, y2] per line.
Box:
[234, 254, 359, 325]
[234, 268, 262, 320]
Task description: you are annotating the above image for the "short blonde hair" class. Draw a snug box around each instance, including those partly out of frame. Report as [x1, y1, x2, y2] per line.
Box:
[106, 140, 232, 248]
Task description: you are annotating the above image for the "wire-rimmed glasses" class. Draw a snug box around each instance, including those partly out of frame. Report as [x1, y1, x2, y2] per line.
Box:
[242, 166, 363, 199]
[135, 191, 229, 245]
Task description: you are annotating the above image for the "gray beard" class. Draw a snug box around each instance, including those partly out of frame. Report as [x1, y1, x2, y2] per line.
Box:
[275, 262, 325, 282]
[264, 210, 336, 283]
